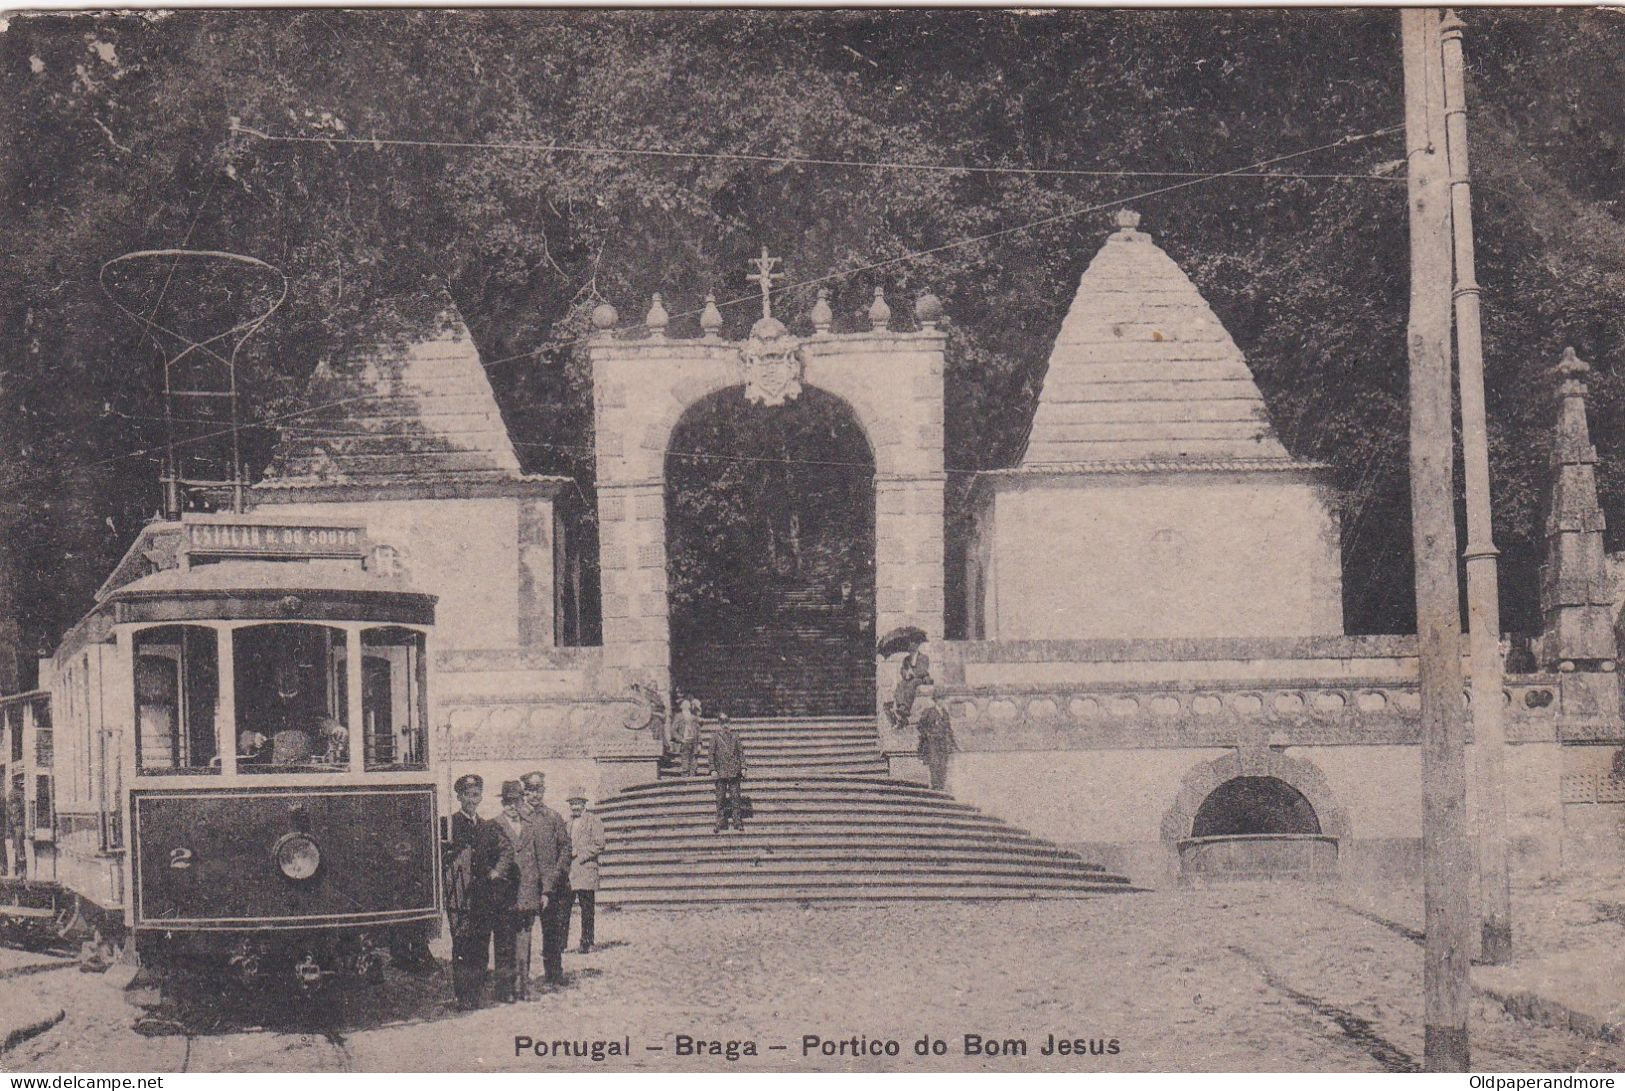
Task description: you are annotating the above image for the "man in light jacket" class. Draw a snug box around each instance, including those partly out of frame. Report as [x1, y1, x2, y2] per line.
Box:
[566, 787, 607, 953]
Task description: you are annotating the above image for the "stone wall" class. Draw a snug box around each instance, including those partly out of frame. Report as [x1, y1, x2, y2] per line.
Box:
[969, 467, 1343, 641]
[879, 636, 1616, 884]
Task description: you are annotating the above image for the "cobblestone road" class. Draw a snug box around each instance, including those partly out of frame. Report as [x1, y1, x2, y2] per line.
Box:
[2, 886, 1620, 1073]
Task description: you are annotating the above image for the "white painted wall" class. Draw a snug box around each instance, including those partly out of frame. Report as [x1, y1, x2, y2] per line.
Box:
[985, 475, 1342, 640]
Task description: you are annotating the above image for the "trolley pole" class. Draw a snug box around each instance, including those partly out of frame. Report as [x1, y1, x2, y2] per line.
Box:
[1440, 9, 1513, 966]
[1402, 8, 1473, 1072]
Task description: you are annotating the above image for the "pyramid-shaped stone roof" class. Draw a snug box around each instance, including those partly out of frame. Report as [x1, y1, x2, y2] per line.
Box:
[1019, 211, 1293, 467]
[255, 302, 531, 491]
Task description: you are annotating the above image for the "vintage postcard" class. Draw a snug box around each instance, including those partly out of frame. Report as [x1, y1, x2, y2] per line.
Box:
[0, 5, 1622, 1077]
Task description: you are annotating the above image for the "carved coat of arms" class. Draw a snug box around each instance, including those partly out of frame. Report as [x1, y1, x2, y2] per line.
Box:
[739, 315, 804, 407]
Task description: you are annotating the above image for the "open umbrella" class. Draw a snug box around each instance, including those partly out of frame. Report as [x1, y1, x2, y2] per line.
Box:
[875, 625, 928, 658]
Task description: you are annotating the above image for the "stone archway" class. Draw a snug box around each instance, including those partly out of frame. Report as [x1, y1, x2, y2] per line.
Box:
[587, 298, 947, 712]
[1162, 750, 1349, 881]
[1160, 749, 1351, 844]
[664, 384, 877, 716]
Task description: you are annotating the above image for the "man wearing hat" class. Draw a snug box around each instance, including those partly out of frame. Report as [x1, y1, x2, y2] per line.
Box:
[914, 688, 957, 791]
[487, 780, 530, 1002]
[519, 771, 573, 990]
[444, 774, 493, 1008]
[566, 787, 606, 953]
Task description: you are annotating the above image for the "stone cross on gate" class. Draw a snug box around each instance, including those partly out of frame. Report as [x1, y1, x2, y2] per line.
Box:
[746, 247, 784, 321]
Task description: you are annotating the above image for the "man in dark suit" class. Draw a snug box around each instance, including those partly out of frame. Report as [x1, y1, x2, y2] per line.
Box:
[708, 714, 747, 832]
[443, 774, 491, 1009]
[914, 690, 957, 791]
[521, 771, 573, 988]
[486, 781, 528, 1002]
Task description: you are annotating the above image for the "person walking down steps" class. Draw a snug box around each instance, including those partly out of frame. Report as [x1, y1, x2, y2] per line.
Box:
[708, 713, 746, 832]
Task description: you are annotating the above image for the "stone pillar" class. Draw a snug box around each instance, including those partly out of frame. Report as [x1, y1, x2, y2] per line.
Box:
[1538, 348, 1618, 670]
[1536, 348, 1620, 734]
[597, 481, 671, 694]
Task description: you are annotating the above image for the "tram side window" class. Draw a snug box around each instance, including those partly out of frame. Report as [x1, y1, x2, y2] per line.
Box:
[235, 624, 348, 771]
[134, 626, 220, 774]
[362, 627, 427, 770]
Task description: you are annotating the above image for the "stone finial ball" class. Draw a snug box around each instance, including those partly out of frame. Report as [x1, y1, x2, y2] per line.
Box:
[590, 302, 619, 330]
[914, 291, 943, 324]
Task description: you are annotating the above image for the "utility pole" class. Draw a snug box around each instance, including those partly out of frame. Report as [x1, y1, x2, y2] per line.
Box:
[1440, 9, 1513, 966]
[1402, 8, 1472, 1072]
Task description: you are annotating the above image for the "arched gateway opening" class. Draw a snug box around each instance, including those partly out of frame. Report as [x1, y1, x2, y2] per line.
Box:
[665, 385, 876, 717]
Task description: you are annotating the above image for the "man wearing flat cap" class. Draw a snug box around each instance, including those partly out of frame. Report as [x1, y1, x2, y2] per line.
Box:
[519, 771, 573, 991]
[566, 787, 606, 954]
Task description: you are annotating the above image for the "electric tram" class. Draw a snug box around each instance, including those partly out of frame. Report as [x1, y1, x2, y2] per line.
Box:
[5, 513, 443, 987]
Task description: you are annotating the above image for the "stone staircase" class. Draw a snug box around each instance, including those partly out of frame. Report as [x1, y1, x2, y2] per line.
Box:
[672, 585, 875, 718]
[658, 715, 888, 778]
[599, 716, 1138, 907]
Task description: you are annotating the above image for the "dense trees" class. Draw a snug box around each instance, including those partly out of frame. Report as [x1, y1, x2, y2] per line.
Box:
[2, 10, 1622, 679]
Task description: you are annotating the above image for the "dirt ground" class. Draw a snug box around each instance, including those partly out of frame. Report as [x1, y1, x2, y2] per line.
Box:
[2, 885, 1621, 1073]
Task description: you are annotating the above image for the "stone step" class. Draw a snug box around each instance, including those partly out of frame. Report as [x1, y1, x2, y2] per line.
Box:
[601, 814, 1028, 839]
[601, 871, 1131, 897]
[669, 757, 888, 772]
[598, 784, 980, 808]
[689, 738, 881, 752]
[601, 850, 1108, 876]
[599, 880, 1136, 906]
[613, 773, 941, 796]
[600, 862, 1125, 887]
[595, 783, 973, 811]
[598, 793, 975, 819]
[599, 831, 1107, 862]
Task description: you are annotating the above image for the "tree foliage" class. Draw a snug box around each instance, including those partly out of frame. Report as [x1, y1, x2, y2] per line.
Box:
[2, 9, 1623, 678]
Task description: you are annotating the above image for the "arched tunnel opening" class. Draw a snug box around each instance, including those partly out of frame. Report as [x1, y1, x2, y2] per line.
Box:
[1191, 776, 1322, 837]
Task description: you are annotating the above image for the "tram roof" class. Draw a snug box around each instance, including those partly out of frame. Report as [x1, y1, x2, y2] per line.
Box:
[100, 558, 435, 629]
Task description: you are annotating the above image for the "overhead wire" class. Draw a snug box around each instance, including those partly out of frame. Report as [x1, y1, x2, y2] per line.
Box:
[1, 121, 1406, 492]
[230, 121, 1409, 184]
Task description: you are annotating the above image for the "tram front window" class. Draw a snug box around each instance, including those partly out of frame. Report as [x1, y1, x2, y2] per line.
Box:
[234, 624, 349, 772]
[134, 626, 219, 775]
[362, 627, 427, 770]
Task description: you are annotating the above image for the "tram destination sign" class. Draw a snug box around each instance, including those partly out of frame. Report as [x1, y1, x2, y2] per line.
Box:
[184, 522, 370, 560]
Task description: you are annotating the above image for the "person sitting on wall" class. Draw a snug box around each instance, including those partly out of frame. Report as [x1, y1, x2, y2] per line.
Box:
[886, 642, 933, 728]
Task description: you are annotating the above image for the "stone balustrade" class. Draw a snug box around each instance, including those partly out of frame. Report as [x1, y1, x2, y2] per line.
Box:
[897, 674, 1565, 753]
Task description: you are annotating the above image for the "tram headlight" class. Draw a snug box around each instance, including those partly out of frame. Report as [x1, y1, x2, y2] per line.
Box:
[273, 832, 322, 881]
